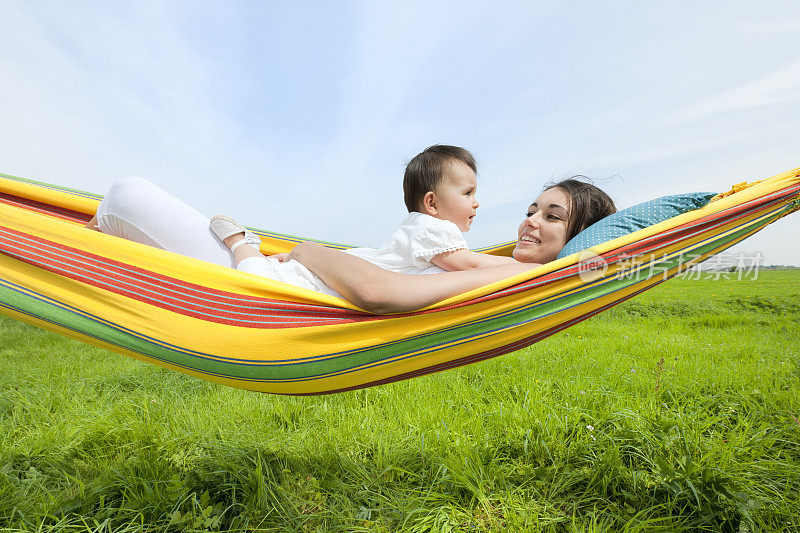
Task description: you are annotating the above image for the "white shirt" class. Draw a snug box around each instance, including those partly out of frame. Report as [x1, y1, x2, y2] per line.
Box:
[344, 212, 468, 274]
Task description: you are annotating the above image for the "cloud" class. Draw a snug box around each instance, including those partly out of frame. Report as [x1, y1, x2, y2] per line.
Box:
[661, 58, 800, 126]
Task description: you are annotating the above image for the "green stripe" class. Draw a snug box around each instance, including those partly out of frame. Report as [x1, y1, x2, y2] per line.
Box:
[0, 172, 103, 199]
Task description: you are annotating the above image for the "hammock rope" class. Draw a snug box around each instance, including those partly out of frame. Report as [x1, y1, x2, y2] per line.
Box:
[1, 168, 798, 395]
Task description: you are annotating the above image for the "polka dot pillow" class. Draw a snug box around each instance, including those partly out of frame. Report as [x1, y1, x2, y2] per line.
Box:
[557, 192, 717, 259]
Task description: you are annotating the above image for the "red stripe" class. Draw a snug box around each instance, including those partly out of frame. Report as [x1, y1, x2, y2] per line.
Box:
[0, 227, 377, 327]
[0, 192, 92, 224]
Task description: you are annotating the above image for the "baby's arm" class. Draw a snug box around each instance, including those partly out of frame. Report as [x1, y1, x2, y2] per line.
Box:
[431, 249, 519, 271]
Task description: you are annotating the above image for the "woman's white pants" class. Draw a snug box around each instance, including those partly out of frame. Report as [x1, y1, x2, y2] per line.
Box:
[95, 177, 340, 296]
[95, 177, 235, 267]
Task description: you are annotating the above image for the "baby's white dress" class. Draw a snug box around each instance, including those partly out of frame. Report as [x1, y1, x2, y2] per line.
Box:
[237, 212, 468, 296]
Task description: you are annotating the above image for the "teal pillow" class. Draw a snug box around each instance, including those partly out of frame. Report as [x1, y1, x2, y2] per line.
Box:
[557, 192, 717, 259]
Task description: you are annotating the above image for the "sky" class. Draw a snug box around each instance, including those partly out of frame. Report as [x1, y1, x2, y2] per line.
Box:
[2, 1, 800, 265]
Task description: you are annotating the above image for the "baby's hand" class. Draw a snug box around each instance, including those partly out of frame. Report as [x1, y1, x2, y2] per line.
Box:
[270, 252, 291, 263]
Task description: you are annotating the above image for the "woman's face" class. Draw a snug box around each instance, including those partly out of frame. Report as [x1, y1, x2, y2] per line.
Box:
[512, 187, 570, 264]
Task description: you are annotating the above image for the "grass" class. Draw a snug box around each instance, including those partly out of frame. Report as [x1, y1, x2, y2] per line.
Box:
[0, 270, 798, 532]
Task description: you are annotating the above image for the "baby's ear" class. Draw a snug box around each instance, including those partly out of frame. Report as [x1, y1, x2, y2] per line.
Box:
[421, 191, 438, 216]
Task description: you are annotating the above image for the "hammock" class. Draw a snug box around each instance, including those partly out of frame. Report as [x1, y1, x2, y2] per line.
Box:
[1, 169, 798, 395]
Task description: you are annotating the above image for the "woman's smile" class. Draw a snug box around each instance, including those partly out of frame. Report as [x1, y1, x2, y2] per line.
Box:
[517, 234, 541, 244]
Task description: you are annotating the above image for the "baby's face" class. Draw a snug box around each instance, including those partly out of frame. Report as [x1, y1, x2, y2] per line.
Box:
[430, 161, 479, 232]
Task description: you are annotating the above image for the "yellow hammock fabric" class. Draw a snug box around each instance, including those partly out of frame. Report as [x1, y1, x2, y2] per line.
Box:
[1, 169, 798, 395]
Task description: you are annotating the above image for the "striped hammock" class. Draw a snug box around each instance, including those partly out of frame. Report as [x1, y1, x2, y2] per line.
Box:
[1, 169, 798, 395]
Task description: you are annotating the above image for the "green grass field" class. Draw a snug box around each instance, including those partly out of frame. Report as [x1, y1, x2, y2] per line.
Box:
[1, 270, 798, 532]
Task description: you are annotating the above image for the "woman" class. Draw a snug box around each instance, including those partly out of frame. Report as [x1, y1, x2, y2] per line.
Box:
[86, 177, 615, 313]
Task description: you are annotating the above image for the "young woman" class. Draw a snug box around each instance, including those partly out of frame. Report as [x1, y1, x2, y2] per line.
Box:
[86, 177, 615, 313]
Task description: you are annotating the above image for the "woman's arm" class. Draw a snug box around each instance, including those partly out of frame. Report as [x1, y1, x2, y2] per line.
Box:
[289, 242, 541, 313]
[430, 249, 519, 271]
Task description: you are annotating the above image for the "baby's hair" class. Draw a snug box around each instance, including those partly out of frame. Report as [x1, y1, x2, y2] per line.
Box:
[545, 177, 616, 242]
[403, 145, 477, 212]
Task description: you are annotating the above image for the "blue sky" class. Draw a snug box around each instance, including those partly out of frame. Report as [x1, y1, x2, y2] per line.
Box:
[2, 1, 800, 265]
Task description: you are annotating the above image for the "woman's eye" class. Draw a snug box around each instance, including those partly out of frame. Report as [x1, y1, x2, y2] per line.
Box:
[548, 214, 561, 220]
[525, 211, 534, 217]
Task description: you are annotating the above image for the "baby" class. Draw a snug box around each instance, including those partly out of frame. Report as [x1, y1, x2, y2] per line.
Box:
[211, 145, 518, 294]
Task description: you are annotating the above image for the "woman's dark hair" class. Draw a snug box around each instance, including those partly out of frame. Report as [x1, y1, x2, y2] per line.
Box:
[545, 177, 616, 242]
[403, 145, 477, 212]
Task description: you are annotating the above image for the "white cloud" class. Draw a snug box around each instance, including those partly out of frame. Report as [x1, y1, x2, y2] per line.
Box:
[660, 59, 800, 126]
